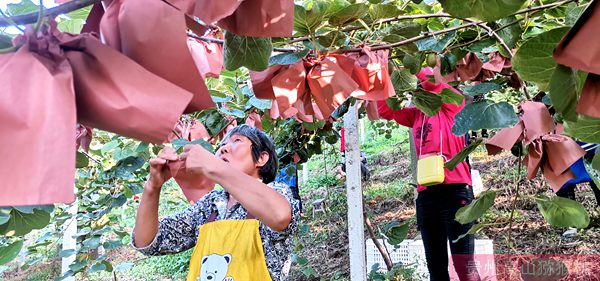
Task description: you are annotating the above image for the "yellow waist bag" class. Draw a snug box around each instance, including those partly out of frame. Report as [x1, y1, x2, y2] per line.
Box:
[416, 116, 446, 186]
[417, 154, 445, 186]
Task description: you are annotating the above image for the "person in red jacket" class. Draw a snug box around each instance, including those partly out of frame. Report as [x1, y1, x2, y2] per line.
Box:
[378, 68, 480, 281]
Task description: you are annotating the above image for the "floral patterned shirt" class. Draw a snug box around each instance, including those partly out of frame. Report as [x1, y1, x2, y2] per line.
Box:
[131, 182, 301, 281]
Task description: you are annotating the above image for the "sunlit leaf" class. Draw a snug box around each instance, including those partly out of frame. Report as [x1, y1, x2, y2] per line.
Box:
[513, 27, 570, 91]
[0, 240, 23, 265]
[452, 100, 519, 136]
[294, 4, 324, 35]
[391, 69, 418, 93]
[223, 32, 272, 71]
[368, 4, 400, 20]
[328, 3, 368, 26]
[445, 139, 482, 171]
[564, 115, 600, 143]
[439, 0, 527, 22]
[268, 49, 310, 66]
[412, 91, 442, 116]
[534, 195, 590, 228]
[440, 89, 464, 105]
[0, 208, 51, 236]
[462, 83, 501, 96]
[455, 190, 496, 224]
[548, 65, 585, 122]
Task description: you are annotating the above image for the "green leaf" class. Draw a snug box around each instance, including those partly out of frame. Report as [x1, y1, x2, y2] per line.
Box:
[439, 0, 526, 22]
[88, 261, 113, 273]
[455, 190, 496, 224]
[219, 106, 246, 118]
[452, 222, 493, 243]
[76, 151, 89, 168]
[462, 83, 501, 96]
[0, 240, 23, 266]
[59, 249, 77, 258]
[391, 22, 422, 38]
[467, 38, 496, 53]
[445, 139, 483, 171]
[303, 120, 326, 131]
[0, 208, 10, 225]
[593, 153, 600, 175]
[82, 236, 101, 249]
[412, 91, 442, 117]
[534, 195, 590, 228]
[368, 4, 400, 20]
[512, 27, 570, 91]
[496, 16, 522, 49]
[415, 31, 456, 53]
[293, 4, 324, 36]
[6, 0, 38, 16]
[247, 96, 273, 110]
[452, 100, 519, 136]
[0, 208, 51, 236]
[384, 218, 414, 245]
[564, 115, 600, 143]
[268, 49, 310, 66]
[440, 89, 464, 105]
[318, 31, 347, 47]
[69, 260, 88, 273]
[385, 97, 403, 111]
[101, 140, 120, 155]
[57, 20, 85, 34]
[189, 139, 215, 153]
[402, 54, 420, 74]
[391, 69, 418, 93]
[103, 239, 123, 250]
[328, 3, 368, 26]
[223, 32, 272, 71]
[331, 98, 354, 119]
[565, 2, 587, 26]
[0, 34, 13, 49]
[548, 65, 584, 122]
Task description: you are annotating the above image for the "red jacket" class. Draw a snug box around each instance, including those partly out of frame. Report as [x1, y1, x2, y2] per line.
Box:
[377, 68, 472, 192]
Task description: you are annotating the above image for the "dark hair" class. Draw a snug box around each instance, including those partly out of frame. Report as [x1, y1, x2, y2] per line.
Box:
[222, 125, 278, 184]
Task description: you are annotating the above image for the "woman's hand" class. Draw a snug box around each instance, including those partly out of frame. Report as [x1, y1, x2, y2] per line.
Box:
[146, 147, 179, 193]
[180, 144, 226, 180]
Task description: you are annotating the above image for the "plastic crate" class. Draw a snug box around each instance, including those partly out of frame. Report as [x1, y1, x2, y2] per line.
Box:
[366, 239, 496, 280]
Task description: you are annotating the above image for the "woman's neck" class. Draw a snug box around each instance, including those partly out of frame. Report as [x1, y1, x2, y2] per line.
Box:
[227, 195, 238, 209]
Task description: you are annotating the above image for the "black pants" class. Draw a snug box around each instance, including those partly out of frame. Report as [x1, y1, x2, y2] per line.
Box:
[416, 184, 481, 281]
[556, 181, 600, 206]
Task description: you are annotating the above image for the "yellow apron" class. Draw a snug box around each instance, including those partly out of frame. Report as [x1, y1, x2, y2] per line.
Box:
[186, 212, 272, 281]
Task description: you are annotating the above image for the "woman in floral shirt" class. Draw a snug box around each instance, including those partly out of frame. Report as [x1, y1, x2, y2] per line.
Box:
[132, 125, 301, 281]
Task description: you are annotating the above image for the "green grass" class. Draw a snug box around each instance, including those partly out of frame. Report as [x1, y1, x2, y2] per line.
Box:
[361, 126, 409, 157]
[364, 178, 412, 201]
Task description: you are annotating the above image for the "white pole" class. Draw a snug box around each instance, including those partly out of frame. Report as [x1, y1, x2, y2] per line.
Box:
[302, 163, 309, 185]
[344, 104, 367, 281]
[62, 199, 78, 281]
[360, 118, 365, 145]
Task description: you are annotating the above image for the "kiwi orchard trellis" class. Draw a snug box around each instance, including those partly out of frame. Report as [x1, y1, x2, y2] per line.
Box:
[2, 0, 600, 279]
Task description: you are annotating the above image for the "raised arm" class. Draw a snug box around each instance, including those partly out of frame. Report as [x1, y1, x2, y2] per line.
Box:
[184, 145, 292, 232]
[377, 100, 418, 127]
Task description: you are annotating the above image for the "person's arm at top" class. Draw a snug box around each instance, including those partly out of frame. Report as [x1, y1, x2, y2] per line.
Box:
[183, 146, 292, 232]
[132, 147, 178, 248]
[377, 100, 418, 127]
